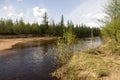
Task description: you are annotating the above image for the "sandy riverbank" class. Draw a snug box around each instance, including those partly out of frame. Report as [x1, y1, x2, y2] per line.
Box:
[0, 37, 56, 51]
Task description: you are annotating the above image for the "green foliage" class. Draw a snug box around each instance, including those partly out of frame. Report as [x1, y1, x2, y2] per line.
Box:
[53, 28, 76, 67]
[74, 25, 100, 38]
[63, 27, 76, 45]
[101, 0, 120, 42]
[60, 15, 64, 27]
[0, 14, 100, 37]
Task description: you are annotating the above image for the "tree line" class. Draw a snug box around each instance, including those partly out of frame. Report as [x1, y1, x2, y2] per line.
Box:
[0, 13, 100, 38]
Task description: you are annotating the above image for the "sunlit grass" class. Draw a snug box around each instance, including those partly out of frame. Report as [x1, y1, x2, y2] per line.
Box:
[99, 40, 120, 56]
[52, 47, 120, 80]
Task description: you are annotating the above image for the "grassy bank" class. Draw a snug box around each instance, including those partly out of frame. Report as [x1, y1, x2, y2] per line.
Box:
[52, 41, 120, 80]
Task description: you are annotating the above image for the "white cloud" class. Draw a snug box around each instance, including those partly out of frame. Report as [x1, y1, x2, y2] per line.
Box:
[7, 13, 15, 17]
[2, 5, 24, 18]
[2, 6, 15, 13]
[7, 13, 23, 18]
[67, 0, 108, 27]
[92, 13, 105, 20]
[81, 13, 105, 20]
[33, 6, 46, 18]
[18, 13, 23, 17]
[86, 22, 99, 27]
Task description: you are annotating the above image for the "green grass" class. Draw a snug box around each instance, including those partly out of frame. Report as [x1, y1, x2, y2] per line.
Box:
[52, 52, 107, 80]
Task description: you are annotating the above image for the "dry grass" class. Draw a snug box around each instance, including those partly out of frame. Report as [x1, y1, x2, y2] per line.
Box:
[52, 48, 120, 80]
[99, 40, 120, 56]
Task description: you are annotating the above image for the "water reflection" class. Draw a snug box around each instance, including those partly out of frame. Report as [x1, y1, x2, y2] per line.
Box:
[73, 37, 102, 53]
[32, 47, 43, 64]
[0, 47, 54, 80]
[0, 37, 102, 80]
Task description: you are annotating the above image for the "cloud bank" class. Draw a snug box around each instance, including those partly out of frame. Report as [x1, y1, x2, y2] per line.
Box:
[67, 0, 108, 27]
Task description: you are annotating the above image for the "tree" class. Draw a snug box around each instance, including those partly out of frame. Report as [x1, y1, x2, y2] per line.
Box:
[17, 18, 25, 34]
[60, 15, 64, 27]
[0, 14, 100, 37]
[48, 19, 56, 35]
[0, 19, 6, 34]
[101, 0, 120, 42]
[41, 12, 49, 35]
[5, 19, 13, 34]
[42, 12, 48, 26]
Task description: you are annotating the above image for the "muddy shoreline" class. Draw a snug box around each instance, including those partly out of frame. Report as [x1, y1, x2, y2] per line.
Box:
[0, 37, 57, 51]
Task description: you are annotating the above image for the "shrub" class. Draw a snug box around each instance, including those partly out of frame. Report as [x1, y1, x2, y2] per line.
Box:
[52, 27, 76, 67]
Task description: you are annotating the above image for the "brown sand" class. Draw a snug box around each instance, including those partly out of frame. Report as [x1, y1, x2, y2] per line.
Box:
[0, 37, 56, 51]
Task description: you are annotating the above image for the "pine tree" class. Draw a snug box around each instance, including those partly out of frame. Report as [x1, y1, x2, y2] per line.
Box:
[42, 12, 48, 26]
[60, 15, 64, 27]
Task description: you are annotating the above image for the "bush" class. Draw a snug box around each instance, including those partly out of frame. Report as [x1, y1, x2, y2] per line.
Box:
[52, 27, 76, 67]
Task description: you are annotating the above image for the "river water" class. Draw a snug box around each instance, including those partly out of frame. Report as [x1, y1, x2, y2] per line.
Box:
[0, 37, 102, 80]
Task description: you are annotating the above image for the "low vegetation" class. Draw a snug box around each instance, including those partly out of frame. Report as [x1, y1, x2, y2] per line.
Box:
[99, 40, 120, 56]
[52, 46, 120, 80]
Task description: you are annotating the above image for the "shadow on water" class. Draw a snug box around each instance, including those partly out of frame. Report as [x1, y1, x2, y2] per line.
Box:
[12, 39, 56, 50]
[0, 37, 102, 80]
[0, 39, 56, 80]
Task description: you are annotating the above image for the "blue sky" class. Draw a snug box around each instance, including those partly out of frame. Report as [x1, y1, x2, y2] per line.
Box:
[0, 0, 108, 27]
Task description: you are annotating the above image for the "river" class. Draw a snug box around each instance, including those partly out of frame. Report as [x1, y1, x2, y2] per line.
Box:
[0, 37, 102, 80]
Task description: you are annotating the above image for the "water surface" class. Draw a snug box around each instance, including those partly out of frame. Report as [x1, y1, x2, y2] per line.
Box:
[0, 37, 102, 80]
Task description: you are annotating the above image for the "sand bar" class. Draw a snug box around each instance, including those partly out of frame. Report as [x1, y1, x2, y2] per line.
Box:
[0, 37, 56, 51]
